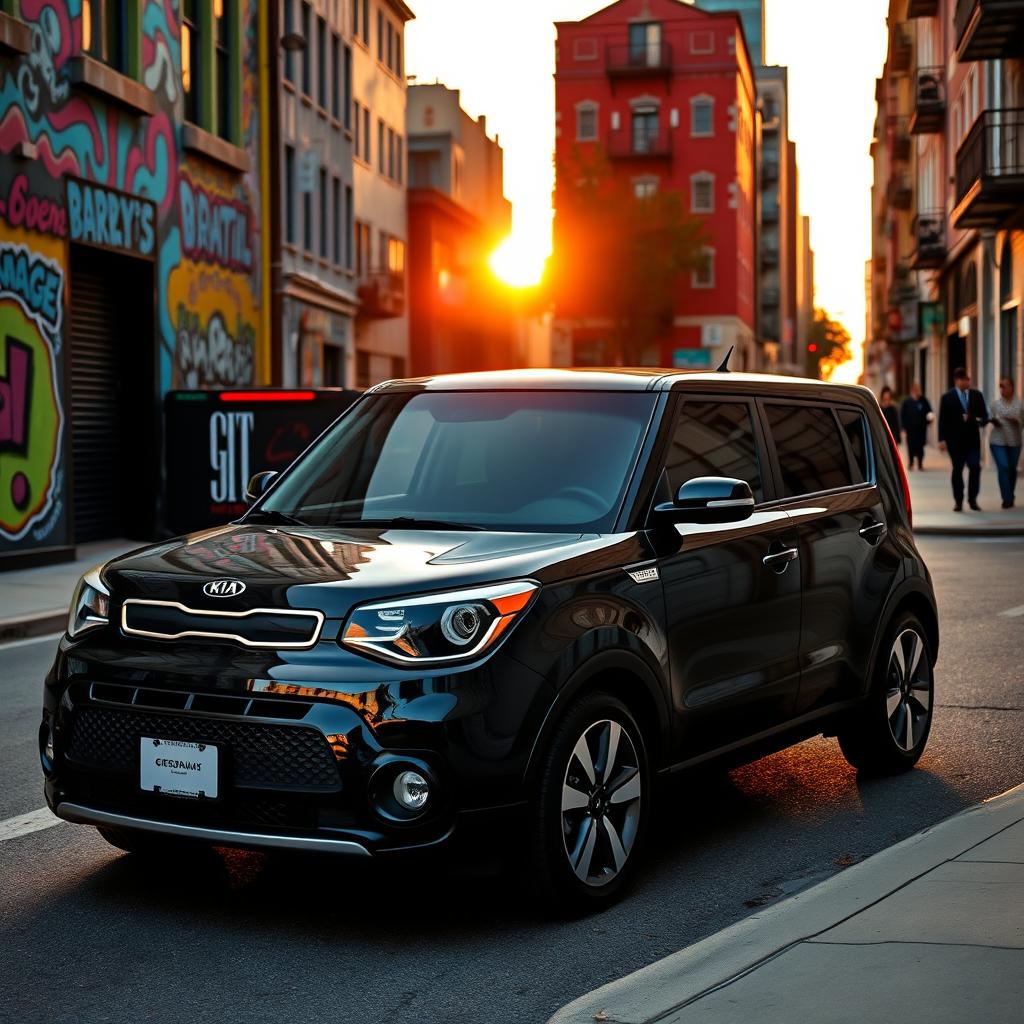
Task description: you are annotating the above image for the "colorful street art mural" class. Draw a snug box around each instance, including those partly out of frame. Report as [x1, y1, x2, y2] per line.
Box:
[0, 1, 263, 557]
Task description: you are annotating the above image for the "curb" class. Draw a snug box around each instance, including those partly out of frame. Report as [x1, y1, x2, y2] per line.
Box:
[914, 525, 1024, 537]
[0, 610, 66, 645]
[547, 783, 1024, 1024]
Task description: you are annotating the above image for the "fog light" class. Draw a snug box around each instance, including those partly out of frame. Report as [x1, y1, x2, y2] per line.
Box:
[393, 769, 430, 811]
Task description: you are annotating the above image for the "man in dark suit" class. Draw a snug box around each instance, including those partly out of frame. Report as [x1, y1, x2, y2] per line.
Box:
[938, 366, 990, 511]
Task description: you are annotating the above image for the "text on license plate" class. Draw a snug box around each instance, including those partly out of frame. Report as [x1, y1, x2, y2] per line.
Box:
[139, 737, 218, 799]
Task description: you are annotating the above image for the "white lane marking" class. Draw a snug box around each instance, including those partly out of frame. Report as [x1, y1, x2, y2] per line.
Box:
[0, 807, 63, 843]
[1000, 605, 1024, 618]
[0, 631, 63, 652]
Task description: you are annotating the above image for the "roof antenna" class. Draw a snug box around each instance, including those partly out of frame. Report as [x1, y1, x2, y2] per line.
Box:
[716, 345, 734, 373]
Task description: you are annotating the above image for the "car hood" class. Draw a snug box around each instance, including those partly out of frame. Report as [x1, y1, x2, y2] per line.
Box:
[103, 524, 648, 619]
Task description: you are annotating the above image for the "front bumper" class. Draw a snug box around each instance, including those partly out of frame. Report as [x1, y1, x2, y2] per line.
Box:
[42, 635, 549, 857]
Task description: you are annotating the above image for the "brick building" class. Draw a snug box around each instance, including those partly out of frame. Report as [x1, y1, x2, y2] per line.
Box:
[552, 0, 757, 371]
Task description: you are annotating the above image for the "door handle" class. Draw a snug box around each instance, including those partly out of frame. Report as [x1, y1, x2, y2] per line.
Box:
[859, 519, 887, 543]
[762, 546, 798, 571]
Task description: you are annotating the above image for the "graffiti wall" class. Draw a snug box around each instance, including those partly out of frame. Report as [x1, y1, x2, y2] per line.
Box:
[0, 1, 262, 559]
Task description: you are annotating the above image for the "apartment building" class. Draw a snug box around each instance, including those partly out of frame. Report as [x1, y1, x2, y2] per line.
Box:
[406, 83, 514, 375]
[869, 0, 1023, 409]
[351, 0, 415, 387]
[279, 0, 358, 387]
[552, 0, 758, 371]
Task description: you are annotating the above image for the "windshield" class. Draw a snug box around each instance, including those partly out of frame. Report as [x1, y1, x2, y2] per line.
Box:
[258, 390, 657, 532]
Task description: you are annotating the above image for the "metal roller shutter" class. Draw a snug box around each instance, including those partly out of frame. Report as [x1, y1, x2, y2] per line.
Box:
[69, 255, 121, 543]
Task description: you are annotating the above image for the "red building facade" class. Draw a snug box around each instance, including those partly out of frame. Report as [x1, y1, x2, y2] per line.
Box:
[553, 0, 757, 371]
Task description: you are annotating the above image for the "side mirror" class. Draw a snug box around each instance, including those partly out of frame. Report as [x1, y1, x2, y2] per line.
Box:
[245, 470, 278, 506]
[655, 476, 754, 525]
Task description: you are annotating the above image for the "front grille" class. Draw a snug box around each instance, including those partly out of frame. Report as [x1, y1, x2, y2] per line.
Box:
[66, 706, 341, 791]
[121, 600, 323, 649]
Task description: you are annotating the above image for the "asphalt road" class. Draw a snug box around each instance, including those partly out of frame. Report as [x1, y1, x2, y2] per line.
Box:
[3, 535, 1023, 1024]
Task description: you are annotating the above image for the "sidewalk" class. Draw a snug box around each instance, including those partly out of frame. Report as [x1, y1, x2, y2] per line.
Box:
[907, 446, 1024, 535]
[0, 539, 135, 642]
[549, 783, 1024, 1024]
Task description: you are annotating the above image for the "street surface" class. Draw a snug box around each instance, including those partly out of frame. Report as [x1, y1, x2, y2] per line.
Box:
[2, 535, 1023, 1024]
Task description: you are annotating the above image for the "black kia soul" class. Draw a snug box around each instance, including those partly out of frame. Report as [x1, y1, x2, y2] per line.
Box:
[42, 369, 938, 909]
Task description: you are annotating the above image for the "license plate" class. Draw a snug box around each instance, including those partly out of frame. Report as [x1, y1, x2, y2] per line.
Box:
[139, 737, 218, 799]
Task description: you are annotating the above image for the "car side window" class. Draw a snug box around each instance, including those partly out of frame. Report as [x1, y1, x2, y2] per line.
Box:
[765, 404, 855, 497]
[666, 400, 764, 502]
[835, 407, 870, 484]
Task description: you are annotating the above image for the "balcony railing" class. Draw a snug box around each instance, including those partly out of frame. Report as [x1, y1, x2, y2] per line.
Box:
[912, 211, 946, 269]
[909, 67, 945, 134]
[761, 246, 779, 269]
[761, 203, 779, 223]
[887, 175, 913, 210]
[606, 42, 672, 76]
[761, 286, 780, 307]
[953, 108, 1024, 228]
[907, 0, 939, 15]
[607, 129, 672, 160]
[955, 0, 1024, 61]
[891, 24, 913, 71]
[762, 160, 779, 183]
[357, 270, 405, 319]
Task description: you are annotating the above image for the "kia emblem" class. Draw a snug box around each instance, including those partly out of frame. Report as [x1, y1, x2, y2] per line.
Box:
[203, 579, 247, 599]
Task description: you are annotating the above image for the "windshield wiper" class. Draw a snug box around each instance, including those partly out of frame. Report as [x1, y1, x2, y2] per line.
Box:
[245, 508, 308, 526]
[332, 516, 485, 531]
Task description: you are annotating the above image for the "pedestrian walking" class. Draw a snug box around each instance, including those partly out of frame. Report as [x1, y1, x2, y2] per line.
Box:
[938, 367, 990, 512]
[988, 376, 1022, 509]
[880, 386, 901, 444]
[900, 381, 933, 470]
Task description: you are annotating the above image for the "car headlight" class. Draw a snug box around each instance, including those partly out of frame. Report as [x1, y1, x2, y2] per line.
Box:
[341, 580, 538, 666]
[67, 564, 111, 639]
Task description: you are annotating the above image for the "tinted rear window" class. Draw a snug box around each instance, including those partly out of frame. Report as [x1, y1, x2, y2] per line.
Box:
[765, 404, 854, 497]
[836, 407, 869, 484]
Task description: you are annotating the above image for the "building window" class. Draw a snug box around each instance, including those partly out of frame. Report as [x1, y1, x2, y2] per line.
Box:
[691, 96, 714, 137]
[319, 168, 328, 258]
[576, 102, 598, 141]
[378, 118, 385, 173]
[690, 31, 714, 55]
[317, 14, 327, 108]
[628, 22, 661, 67]
[361, 0, 369, 45]
[395, 33, 402, 76]
[343, 44, 352, 128]
[83, 0, 129, 74]
[345, 185, 354, 270]
[693, 247, 715, 288]
[388, 237, 405, 276]
[330, 30, 340, 116]
[632, 107, 659, 152]
[691, 173, 715, 212]
[363, 106, 371, 161]
[303, 185, 312, 252]
[283, 0, 295, 83]
[355, 220, 370, 276]
[284, 145, 296, 244]
[388, 127, 395, 179]
[387, 20, 394, 70]
[396, 136, 403, 184]
[181, 0, 200, 121]
[214, 0, 235, 142]
[356, 350, 371, 389]
[633, 178, 657, 199]
[331, 176, 341, 264]
[301, 2, 311, 96]
[377, 9, 384, 61]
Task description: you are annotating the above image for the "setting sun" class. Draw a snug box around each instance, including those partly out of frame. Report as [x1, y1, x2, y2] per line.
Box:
[489, 235, 548, 288]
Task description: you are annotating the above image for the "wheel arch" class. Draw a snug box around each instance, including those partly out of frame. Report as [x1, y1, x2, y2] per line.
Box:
[864, 577, 940, 698]
[521, 649, 670, 788]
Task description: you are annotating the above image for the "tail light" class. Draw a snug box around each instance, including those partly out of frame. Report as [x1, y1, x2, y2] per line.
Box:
[880, 413, 912, 528]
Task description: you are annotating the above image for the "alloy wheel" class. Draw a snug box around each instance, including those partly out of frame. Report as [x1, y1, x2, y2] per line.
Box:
[885, 628, 932, 752]
[560, 719, 642, 888]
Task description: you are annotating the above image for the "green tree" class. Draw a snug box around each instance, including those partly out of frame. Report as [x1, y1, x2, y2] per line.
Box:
[550, 146, 707, 366]
[805, 308, 852, 380]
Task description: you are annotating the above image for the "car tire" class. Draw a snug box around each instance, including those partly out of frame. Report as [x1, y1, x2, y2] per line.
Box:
[528, 692, 650, 914]
[837, 611, 935, 774]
